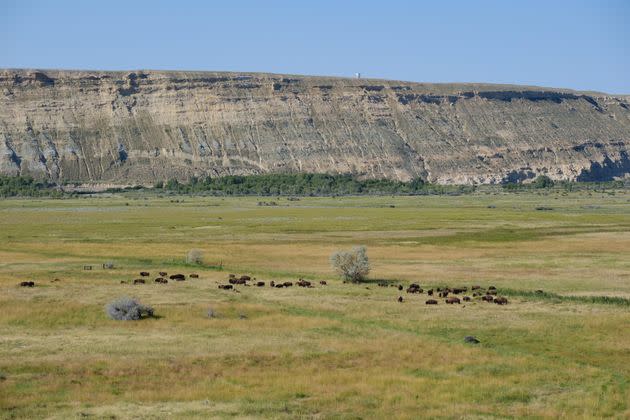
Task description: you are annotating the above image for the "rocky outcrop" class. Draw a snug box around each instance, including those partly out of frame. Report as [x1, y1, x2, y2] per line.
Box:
[1, 69, 629, 184]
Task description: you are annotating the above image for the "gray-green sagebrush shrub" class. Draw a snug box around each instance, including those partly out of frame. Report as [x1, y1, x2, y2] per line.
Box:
[186, 248, 204, 265]
[106, 297, 154, 320]
[330, 245, 370, 282]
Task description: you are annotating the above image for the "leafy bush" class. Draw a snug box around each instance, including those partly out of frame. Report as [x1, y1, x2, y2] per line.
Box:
[106, 297, 154, 320]
[0, 175, 63, 198]
[157, 173, 436, 196]
[532, 175, 554, 188]
[186, 249, 204, 265]
[330, 246, 370, 282]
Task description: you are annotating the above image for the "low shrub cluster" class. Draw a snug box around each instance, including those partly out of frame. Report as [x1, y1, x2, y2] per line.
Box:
[0, 176, 63, 198]
[106, 297, 154, 320]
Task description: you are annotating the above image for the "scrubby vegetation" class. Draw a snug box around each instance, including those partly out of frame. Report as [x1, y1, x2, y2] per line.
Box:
[186, 249, 204, 265]
[154, 173, 473, 196]
[106, 297, 154, 320]
[330, 245, 370, 282]
[0, 175, 63, 198]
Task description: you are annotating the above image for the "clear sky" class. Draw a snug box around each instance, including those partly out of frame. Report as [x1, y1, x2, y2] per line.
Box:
[1, 0, 628, 93]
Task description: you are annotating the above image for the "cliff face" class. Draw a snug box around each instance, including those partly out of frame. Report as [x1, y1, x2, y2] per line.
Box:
[1, 69, 629, 184]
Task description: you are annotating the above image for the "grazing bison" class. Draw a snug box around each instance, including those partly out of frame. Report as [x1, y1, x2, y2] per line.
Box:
[229, 276, 247, 284]
[427, 289, 434, 296]
[482, 295, 494, 302]
[463, 296, 471, 302]
[189, 273, 199, 278]
[140, 272, 150, 277]
[438, 291, 449, 298]
[240, 275, 251, 281]
[398, 285, 403, 291]
[159, 271, 168, 277]
[425, 299, 438, 305]
[270, 281, 275, 287]
[494, 296, 509, 305]
[154, 278, 168, 284]
[320, 281, 327, 285]
[445, 297, 461, 304]
[228, 274, 236, 278]
[256, 281, 265, 287]
[297, 279, 311, 287]
[19, 281, 35, 287]
[452, 287, 467, 294]
[283, 282, 293, 287]
[397, 296, 404, 303]
[471, 285, 481, 290]
[133, 279, 145, 285]
[275, 283, 284, 288]
[218, 284, 233, 290]
[170, 274, 186, 281]
[406, 284, 422, 294]
[464, 336, 480, 344]
[488, 286, 497, 291]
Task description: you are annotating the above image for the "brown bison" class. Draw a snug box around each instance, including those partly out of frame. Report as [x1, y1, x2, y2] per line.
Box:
[240, 275, 251, 281]
[494, 296, 509, 305]
[297, 279, 311, 287]
[398, 285, 403, 291]
[439, 291, 449, 298]
[427, 289, 434, 296]
[283, 282, 293, 287]
[406, 284, 422, 294]
[256, 281, 265, 287]
[229, 278, 247, 285]
[140, 272, 150, 277]
[270, 281, 275, 287]
[170, 274, 186, 281]
[471, 285, 481, 290]
[397, 296, 404, 303]
[482, 295, 494, 302]
[159, 271, 168, 277]
[320, 281, 327, 285]
[189, 273, 199, 278]
[488, 286, 497, 291]
[154, 278, 168, 284]
[275, 283, 285, 288]
[228, 274, 236, 278]
[463, 296, 471, 302]
[445, 297, 461, 304]
[133, 279, 145, 285]
[425, 299, 438, 305]
[218, 284, 233, 290]
[19, 281, 35, 287]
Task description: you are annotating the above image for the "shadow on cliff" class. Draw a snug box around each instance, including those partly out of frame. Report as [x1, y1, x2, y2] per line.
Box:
[576, 152, 630, 181]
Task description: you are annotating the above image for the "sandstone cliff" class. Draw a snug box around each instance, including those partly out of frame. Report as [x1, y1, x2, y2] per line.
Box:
[1, 69, 628, 185]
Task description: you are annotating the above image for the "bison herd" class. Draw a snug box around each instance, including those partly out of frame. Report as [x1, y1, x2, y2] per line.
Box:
[120, 272, 199, 285]
[390, 283, 510, 306]
[16, 269, 516, 309]
[218, 274, 328, 290]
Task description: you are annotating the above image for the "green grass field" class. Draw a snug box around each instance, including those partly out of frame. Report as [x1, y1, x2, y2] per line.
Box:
[1, 190, 629, 418]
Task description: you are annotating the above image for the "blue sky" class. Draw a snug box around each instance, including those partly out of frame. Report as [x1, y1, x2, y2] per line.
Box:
[1, 0, 628, 93]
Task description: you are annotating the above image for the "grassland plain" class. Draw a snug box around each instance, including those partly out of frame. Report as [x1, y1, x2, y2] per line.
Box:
[0, 190, 629, 419]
